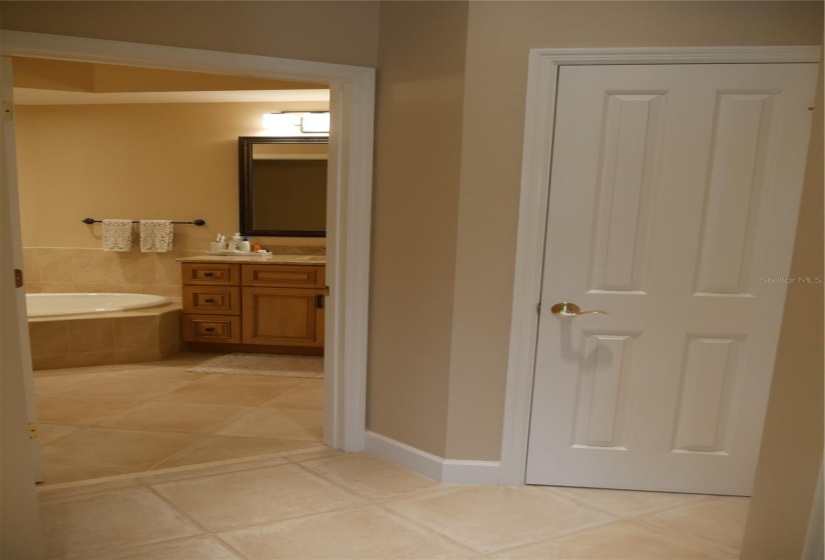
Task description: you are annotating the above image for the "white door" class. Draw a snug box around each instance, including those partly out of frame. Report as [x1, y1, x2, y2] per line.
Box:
[526, 63, 817, 496]
[1, 57, 44, 482]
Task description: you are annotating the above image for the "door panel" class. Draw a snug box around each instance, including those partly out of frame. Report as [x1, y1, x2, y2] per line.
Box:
[526, 63, 817, 495]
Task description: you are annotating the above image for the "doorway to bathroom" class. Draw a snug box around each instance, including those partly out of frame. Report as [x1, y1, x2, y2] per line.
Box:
[5, 30, 372, 486]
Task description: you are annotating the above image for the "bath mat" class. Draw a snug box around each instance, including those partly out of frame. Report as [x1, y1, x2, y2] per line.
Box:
[187, 353, 323, 378]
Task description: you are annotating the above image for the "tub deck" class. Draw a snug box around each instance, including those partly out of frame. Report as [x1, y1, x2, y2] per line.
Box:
[28, 302, 182, 370]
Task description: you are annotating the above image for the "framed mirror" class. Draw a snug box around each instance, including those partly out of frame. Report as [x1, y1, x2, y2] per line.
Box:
[239, 136, 328, 237]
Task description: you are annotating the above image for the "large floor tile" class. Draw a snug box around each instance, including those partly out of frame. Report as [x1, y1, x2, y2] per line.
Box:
[39, 486, 201, 559]
[263, 379, 324, 410]
[152, 463, 366, 531]
[385, 486, 616, 554]
[42, 463, 135, 485]
[491, 520, 725, 559]
[83, 535, 242, 560]
[286, 448, 346, 463]
[153, 381, 292, 406]
[105, 367, 210, 381]
[301, 453, 440, 500]
[57, 375, 190, 400]
[37, 395, 140, 425]
[196, 373, 307, 387]
[41, 427, 200, 470]
[34, 363, 154, 377]
[34, 373, 103, 393]
[140, 352, 222, 367]
[635, 497, 749, 556]
[544, 486, 705, 518]
[98, 402, 249, 433]
[154, 435, 323, 468]
[218, 505, 475, 559]
[37, 478, 143, 500]
[38, 424, 79, 445]
[216, 407, 323, 441]
[140, 456, 291, 485]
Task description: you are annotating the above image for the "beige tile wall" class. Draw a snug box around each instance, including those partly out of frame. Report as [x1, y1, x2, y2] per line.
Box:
[23, 248, 191, 301]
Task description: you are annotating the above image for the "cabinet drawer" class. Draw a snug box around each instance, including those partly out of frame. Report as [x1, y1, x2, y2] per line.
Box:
[182, 314, 241, 344]
[182, 263, 240, 286]
[182, 286, 240, 315]
[242, 264, 325, 288]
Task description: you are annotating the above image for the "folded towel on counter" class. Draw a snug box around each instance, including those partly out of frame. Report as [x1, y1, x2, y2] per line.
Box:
[139, 220, 174, 252]
[101, 219, 133, 252]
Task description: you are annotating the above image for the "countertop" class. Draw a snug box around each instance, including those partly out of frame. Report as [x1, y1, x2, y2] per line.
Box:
[176, 254, 326, 265]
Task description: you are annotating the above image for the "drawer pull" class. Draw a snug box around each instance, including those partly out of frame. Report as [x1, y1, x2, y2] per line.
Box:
[203, 272, 215, 277]
[204, 298, 216, 303]
[204, 327, 216, 332]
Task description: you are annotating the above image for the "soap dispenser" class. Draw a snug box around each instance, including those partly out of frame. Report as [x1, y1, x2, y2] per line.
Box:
[232, 233, 242, 252]
[241, 236, 251, 253]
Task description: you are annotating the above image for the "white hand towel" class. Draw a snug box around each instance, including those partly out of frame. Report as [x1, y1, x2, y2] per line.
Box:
[101, 219, 133, 252]
[139, 220, 174, 252]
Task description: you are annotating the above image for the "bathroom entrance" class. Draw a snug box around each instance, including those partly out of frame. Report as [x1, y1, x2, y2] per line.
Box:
[6, 30, 371, 486]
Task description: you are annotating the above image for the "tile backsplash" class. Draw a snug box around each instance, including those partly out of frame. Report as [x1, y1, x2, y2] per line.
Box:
[23, 245, 325, 300]
[24, 248, 190, 301]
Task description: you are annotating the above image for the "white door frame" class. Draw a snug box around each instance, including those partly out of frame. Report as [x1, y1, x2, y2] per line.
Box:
[500, 45, 821, 486]
[0, 30, 375, 452]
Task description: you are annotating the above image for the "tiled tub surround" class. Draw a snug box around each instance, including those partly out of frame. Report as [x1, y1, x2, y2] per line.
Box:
[22, 245, 325, 299]
[29, 303, 182, 370]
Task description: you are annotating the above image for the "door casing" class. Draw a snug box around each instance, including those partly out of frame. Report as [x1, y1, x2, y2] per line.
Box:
[0, 30, 375, 452]
[500, 45, 821, 486]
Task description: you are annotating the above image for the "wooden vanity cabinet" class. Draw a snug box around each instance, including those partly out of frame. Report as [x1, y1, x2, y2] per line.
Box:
[181, 261, 325, 352]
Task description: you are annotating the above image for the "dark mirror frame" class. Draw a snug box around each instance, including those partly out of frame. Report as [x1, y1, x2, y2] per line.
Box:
[239, 136, 328, 237]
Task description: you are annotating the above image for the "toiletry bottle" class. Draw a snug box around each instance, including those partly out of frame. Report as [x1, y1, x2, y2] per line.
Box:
[232, 233, 242, 252]
[241, 236, 251, 253]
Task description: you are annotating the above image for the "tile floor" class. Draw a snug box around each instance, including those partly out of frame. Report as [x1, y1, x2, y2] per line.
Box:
[34, 353, 324, 485]
[37, 450, 748, 559]
[35, 353, 748, 559]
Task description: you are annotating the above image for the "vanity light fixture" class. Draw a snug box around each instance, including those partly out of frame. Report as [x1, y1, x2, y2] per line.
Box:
[261, 111, 330, 136]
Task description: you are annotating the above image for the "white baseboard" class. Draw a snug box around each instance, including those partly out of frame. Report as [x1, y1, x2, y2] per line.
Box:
[365, 431, 502, 485]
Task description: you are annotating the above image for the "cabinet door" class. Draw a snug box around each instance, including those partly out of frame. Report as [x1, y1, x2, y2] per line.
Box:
[242, 287, 325, 347]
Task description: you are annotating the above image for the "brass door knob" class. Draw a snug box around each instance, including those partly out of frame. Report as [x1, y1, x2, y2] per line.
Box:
[550, 302, 608, 318]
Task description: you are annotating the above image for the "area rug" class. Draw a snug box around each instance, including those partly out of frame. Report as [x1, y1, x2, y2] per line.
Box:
[187, 353, 323, 378]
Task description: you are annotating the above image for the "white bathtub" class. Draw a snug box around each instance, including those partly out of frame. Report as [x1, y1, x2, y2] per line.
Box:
[26, 293, 170, 318]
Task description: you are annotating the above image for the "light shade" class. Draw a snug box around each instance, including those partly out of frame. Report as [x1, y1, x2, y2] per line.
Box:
[262, 111, 330, 136]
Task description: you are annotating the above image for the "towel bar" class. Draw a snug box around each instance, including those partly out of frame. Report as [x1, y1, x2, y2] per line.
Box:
[82, 218, 206, 226]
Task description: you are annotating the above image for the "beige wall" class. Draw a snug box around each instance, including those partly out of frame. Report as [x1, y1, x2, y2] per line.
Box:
[0, 1, 379, 68]
[369, 0, 468, 456]
[740, 55, 824, 559]
[16, 101, 328, 251]
[444, 0, 824, 460]
[13, 58, 324, 93]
